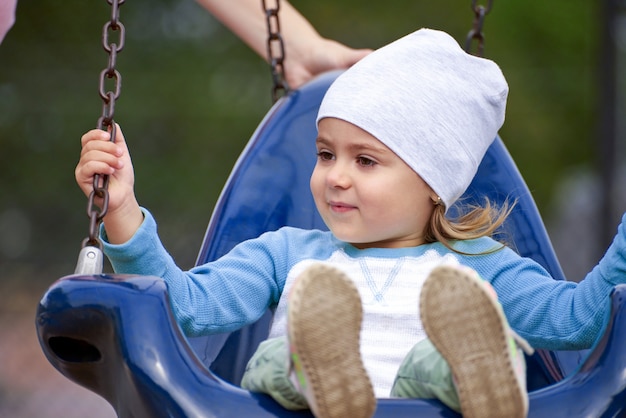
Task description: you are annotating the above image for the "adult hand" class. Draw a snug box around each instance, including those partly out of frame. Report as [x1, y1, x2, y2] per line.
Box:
[197, 0, 372, 89]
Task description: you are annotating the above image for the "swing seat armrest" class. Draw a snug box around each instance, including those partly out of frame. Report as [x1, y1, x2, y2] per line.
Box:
[527, 283, 626, 415]
[36, 274, 262, 417]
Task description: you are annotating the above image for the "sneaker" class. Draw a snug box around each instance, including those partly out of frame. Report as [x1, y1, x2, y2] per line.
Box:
[420, 265, 534, 418]
[287, 264, 376, 418]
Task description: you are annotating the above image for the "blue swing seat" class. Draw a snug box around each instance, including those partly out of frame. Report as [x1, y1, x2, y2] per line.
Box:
[37, 71, 626, 417]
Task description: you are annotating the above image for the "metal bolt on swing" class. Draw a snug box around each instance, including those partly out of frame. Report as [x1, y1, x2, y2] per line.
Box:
[75, 246, 105, 275]
[75, 0, 126, 275]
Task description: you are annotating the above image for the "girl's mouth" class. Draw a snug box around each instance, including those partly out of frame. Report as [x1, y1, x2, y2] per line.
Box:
[329, 201, 356, 213]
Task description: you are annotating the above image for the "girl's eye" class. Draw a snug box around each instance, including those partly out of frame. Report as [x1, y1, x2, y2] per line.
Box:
[317, 151, 334, 161]
[357, 156, 376, 167]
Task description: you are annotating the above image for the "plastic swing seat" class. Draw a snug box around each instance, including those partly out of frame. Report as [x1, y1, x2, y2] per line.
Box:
[37, 71, 626, 417]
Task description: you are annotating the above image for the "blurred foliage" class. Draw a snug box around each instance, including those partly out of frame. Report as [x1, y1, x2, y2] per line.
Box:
[0, 0, 602, 284]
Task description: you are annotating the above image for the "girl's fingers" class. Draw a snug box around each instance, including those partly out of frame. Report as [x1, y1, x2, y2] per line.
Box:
[80, 127, 125, 152]
[80, 128, 110, 146]
[75, 150, 124, 191]
[80, 134, 123, 159]
[76, 124, 133, 201]
[80, 147, 124, 169]
[76, 160, 117, 180]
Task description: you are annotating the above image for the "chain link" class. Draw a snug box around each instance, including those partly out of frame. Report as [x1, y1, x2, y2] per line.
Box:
[464, 0, 493, 57]
[82, 0, 125, 250]
[262, 0, 289, 102]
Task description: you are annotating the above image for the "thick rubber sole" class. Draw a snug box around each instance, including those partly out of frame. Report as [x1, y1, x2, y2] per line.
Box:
[420, 265, 527, 418]
[288, 264, 376, 418]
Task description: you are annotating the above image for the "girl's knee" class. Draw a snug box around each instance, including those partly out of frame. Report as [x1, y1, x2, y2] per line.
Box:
[241, 337, 309, 410]
[390, 339, 461, 412]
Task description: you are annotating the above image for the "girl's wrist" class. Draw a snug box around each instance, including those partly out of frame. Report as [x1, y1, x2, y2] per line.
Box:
[102, 198, 144, 244]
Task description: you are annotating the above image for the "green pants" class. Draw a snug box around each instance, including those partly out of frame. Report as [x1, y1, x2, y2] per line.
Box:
[240, 336, 461, 412]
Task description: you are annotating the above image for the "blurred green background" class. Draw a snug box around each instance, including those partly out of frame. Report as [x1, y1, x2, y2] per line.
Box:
[0, 0, 612, 285]
[0, 0, 624, 416]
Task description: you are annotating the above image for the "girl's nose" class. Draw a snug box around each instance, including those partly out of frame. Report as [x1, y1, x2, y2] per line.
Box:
[326, 162, 351, 189]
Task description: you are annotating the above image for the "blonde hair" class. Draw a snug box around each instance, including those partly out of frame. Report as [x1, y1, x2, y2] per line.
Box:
[424, 197, 516, 255]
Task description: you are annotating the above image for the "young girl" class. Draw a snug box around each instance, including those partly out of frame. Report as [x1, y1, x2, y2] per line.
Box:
[75, 29, 626, 418]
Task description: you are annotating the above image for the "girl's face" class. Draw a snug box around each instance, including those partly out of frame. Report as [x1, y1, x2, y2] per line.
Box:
[311, 117, 437, 249]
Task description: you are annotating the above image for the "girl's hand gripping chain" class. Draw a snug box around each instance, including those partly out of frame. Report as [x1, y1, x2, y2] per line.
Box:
[75, 125, 143, 244]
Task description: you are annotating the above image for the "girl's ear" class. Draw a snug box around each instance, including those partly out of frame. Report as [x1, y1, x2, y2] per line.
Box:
[431, 196, 443, 207]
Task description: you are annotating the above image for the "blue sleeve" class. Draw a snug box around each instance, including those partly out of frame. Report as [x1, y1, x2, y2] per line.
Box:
[480, 249, 610, 351]
[463, 212, 626, 350]
[101, 208, 304, 336]
[596, 212, 626, 288]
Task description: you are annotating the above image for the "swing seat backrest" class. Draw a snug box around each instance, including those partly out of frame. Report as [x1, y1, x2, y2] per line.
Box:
[36, 70, 626, 418]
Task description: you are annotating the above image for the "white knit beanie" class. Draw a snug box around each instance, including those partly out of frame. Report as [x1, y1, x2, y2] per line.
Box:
[316, 28, 508, 211]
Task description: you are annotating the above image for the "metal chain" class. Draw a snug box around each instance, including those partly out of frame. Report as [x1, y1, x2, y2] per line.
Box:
[262, 0, 289, 102]
[82, 0, 125, 251]
[464, 0, 493, 57]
